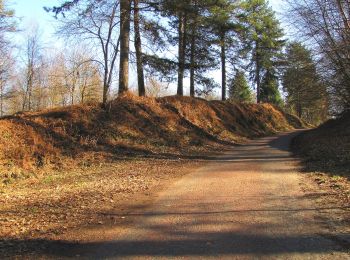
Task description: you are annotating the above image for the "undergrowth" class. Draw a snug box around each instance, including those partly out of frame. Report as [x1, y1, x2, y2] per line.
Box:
[293, 111, 350, 179]
[0, 93, 304, 184]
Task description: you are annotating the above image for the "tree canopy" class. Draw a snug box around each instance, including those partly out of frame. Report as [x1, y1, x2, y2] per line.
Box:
[0, 0, 347, 119]
[287, 0, 350, 113]
[282, 42, 328, 124]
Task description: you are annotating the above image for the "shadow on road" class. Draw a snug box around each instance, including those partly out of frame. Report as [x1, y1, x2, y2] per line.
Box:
[121, 131, 305, 162]
[1, 230, 348, 258]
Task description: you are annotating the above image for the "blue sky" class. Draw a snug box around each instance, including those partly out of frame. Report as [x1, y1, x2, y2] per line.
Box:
[12, 0, 283, 42]
[8, 0, 59, 43]
[12, 0, 60, 41]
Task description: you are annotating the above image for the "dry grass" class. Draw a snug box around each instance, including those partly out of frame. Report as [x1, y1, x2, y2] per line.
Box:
[293, 111, 350, 238]
[0, 93, 304, 185]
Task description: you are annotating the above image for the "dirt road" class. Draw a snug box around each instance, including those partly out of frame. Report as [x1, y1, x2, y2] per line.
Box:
[12, 132, 350, 259]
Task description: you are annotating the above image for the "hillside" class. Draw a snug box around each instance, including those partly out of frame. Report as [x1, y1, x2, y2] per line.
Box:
[0, 94, 304, 180]
[293, 111, 350, 176]
[292, 111, 350, 241]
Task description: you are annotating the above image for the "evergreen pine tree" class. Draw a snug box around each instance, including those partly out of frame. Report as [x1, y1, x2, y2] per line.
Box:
[229, 70, 253, 102]
[260, 68, 283, 106]
[241, 0, 284, 103]
[282, 42, 328, 124]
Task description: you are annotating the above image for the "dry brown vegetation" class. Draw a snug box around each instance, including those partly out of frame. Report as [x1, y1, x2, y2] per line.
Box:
[293, 112, 350, 241]
[0, 159, 200, 252]
[0, 94, 305, 256]
[293, 111, 350, 179]
[0, 93, 303, 183]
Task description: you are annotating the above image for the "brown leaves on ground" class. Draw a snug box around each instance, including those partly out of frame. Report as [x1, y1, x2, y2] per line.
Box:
[0, 94, 306, 256]
[300, 172, 350, 246]
[0, 159, 201, 256]
[294, 111, 350, 244]
[292, 111, 350, 203]
[293, 111, 350, 177]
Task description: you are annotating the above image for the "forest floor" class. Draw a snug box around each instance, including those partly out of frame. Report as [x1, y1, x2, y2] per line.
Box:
[0, 94, 306, 257]
[0, 158, 204, 256]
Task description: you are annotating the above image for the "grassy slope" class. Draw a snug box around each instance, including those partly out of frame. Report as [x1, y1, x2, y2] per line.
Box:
[0, 94, 304, 180]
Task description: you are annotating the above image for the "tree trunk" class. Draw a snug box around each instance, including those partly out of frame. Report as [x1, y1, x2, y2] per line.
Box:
[134, 0, 145, 97]
[81, 85, 85, 104]
[102, 78, 109, 104]
[256, 63, 261, 103]
[190, 21, 196, 97]
[71, 80, 75, 105]
[0, 83, 3, 117]
[297, 90, 302, 118]
[255, 45, 261, 103]
[102, 2, 119, 104]
[220, 31, 226, 101]
[71, 91, 74, 105]
[27, 67, 33, 111]
[177, 11, 186, 96]
[102, 53, 109, 104]
[119, 0, 131, 94]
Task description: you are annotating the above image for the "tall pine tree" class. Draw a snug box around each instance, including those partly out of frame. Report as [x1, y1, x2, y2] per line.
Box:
[241, 0, 284, 103]
[282, 42, 328, 124]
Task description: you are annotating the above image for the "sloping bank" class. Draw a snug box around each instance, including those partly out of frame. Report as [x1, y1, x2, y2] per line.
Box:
[0, 94, 304, 176]
[293, 111, 350, 176]
[292, 110, 350, 240]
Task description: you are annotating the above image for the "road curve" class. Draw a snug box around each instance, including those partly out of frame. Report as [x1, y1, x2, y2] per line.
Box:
[26, 132, 350, 259]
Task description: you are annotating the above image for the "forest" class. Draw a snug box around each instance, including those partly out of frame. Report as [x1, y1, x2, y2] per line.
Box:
[1, 0, 349, 124]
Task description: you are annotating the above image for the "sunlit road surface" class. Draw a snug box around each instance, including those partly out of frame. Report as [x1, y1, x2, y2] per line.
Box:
[23, 132, 350, 259]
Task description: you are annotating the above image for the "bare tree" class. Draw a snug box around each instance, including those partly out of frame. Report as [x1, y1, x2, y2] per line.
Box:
[287, 0, 350, 111]
[46, 49, 102, 107]
[57, 0, 120, 104]
[22, 27, 42, 111]
[0, 0, 16, 54]
[146, 77, 171, 97]
[0, 52, 14, 116]
[0, 0, 16, 115]
[65, 49, 102, 104]
[76, 55, 102, 103]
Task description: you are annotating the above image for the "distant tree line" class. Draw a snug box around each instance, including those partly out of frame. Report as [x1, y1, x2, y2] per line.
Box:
[0, 27, 102, 114]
